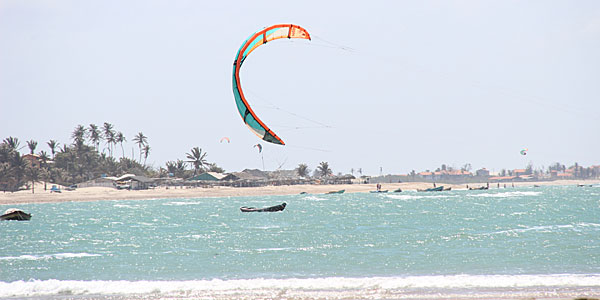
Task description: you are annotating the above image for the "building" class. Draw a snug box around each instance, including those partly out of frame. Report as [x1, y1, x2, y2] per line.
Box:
[476, 168, 490, 177]
[188, 172, 226, 181]
[22, 154, 42, 168]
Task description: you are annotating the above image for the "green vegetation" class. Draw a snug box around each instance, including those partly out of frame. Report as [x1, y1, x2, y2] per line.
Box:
[0, 123, 224, 192]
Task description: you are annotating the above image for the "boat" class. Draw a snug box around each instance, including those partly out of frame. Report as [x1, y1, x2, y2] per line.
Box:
[326, 189, 345, 194]
[240, 203, 286, 212]
[393, 188, 402, 192]
[469, 186, 489, 190]
[417, 186, 444, 192]
[370, 190, 388, 193]
[1, 208, 32, 221]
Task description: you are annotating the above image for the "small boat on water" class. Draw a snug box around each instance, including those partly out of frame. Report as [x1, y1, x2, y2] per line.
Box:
[469, 186, 489, 190]
[326, 190, 345, 194]
[370, 190, 388, 193]
[417, 186, 444, 192]
[393, 188, 402, 193]
[240, 203, 286, 212]
[1, 208, 32, 221]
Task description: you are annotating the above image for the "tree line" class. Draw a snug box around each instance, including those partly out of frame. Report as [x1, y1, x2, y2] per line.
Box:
[0, 123, 223, 192]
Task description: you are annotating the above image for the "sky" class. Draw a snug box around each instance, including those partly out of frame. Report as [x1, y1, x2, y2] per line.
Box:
[1, 0, 599, 176]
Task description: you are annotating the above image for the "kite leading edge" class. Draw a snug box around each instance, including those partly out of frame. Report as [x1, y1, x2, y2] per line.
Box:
[232, 24, 311, 145]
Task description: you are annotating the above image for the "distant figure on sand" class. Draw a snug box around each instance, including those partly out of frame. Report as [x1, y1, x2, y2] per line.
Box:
[376, 183, 381, 192]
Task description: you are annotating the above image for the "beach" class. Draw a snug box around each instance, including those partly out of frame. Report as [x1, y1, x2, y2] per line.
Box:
[0, 179, 597, 205]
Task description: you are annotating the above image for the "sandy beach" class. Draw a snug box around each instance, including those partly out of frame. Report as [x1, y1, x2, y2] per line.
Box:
[1, 179, 597, 206]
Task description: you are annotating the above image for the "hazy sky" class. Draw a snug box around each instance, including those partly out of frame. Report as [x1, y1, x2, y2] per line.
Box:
[1, 0, 599, 176]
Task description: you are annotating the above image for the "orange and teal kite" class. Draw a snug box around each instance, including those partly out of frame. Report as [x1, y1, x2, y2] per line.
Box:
[232, 24, 311, 145]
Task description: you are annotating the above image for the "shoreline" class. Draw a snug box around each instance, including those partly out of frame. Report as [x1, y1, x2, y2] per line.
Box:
[0, 179, 597, 206]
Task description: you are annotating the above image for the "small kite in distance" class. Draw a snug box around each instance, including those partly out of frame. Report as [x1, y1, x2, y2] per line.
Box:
[254, 143, 263, 153]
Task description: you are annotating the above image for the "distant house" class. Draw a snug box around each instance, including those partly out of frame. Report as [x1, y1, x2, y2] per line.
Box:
[22, 154, 42, 168]
[418, 172, 434, 180]
[188, 172, 226, 181]
[489, 176, 517, 182]
[513, 169, 528, 177]
[77, 174, 154, 190]
[476, 168, 490, 177]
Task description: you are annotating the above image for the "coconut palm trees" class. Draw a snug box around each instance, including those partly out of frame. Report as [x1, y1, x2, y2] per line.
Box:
[296, 163, 309, 177]
[71, 125, 87, 149]
[132, 132, 147, 163]
[47, 140, 59, 160]
[4, 136, 20, 151]
[186, 147, 207, 176]
[116, 132, 126, 159]
[142, 145, 151, 166]
[102, 122, 116, 157]
[88, 124, 102, 152]
[316, 161, 333, 177]
[27, 140, 37, 154]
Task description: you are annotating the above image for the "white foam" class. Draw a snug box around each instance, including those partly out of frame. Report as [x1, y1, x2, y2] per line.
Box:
[1, 274, 599, 297]
[302, 195, 328, 201]
[483, 222, 600, 236]
[385, 194, 457, 200]
[468, 191, 542, 198]
[163, 201, 203, 206]
[0, 253, 101, 261]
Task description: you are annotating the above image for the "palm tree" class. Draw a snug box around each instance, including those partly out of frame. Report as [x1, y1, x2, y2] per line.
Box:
[317, 161, 332, 177]
[186, 147, 207, 176]
[115, 132, 126, 159]
[142, 145, 151, 166]
[296, 163, 309, 177]
[102, 122, 115, 157]
[71, 125, 87, 148]
[47, 140, 59, 160]
[132, 132, 147, 163]
[88, 124, 102, 152]
[10, 151, 26, 191]
[3, 136, 20, 151]
[38, 150, 50, 190]
[27, 140, 37, 154]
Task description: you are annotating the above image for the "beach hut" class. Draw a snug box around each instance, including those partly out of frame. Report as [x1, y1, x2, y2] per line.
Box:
[188, 172, 226, 181]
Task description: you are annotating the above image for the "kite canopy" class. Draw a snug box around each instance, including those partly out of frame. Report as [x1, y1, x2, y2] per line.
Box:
[220, 137, 230, 143]
[520, 148, 528, 155]
[254, 143, 263, 153]
[232, 24, 311, 145]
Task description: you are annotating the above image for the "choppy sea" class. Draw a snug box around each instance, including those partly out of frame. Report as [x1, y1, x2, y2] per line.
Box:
[1, 185, 599, 299]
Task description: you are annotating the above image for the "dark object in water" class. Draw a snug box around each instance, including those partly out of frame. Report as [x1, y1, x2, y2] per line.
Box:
[326, 189, 345, 194]
[299, 192, 308, 194]
[370, 190, 388, 193]
[240, 202, 286, 212]
[417, 186, 444, 192]
[469, 186, 489, 190]
[393, 188, 402, 192]
[1, 208, 32, 221]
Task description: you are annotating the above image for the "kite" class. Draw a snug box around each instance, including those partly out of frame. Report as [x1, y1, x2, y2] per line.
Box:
[220, 137, 230, 143]
[254, 143, 263, 153]
[232, 24, 311, 145]
[520, 149, 528, 155]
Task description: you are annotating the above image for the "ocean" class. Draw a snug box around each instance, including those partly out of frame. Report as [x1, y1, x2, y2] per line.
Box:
[1, 185, 599, 299]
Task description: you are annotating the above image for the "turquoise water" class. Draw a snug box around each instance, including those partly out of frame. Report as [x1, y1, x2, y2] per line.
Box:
[1, 185, 599, 299]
